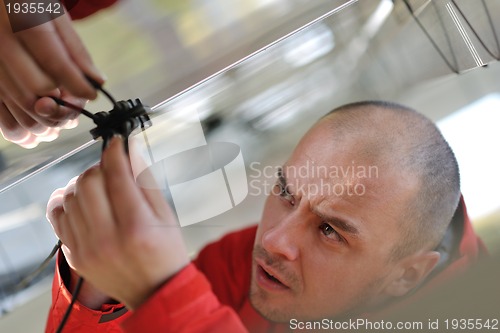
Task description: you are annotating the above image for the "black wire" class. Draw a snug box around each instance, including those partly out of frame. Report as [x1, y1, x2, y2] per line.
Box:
[13, 240, 62, 292]
[482, 0, 500, 56]
[55, 276, 84, 333]
[10, 239, 79, 333]
[50, 97, 97, 121]
[98, 86, 118, 107]
[51, 76, 120, 120]
[432, 0, 459, 71]
[402, 0, 459, 73]
[450, 0, 500, 60]
[84, 75, 118, 106]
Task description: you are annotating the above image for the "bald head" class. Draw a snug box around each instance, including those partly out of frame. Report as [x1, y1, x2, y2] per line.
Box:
[320, 101, 460, 260]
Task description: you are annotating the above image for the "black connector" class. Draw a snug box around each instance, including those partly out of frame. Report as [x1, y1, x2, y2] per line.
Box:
[89, 98, 152, 152]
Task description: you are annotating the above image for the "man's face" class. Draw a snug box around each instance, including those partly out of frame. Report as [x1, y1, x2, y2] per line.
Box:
[250, 121, 419, 321]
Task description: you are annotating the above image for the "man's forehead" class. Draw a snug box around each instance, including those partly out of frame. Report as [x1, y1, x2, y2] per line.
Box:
[286, 115, 419, 206]
[292, 120, 377, 163]
[283, 150, 416, 228]
[282, 155, 383, 214]
[280, 162, 404, 244]
[285, 149, 381, 188]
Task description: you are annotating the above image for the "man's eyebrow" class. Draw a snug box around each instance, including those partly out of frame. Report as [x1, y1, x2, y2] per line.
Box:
[277, 167, 288, 187]
[277, 166, 286, 180]
[280, 164, 361, 238]
[313, 208, 361, 238]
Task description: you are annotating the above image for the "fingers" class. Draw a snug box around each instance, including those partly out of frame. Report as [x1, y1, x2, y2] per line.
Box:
[34, 88, 83, 121]
[0, 100, 31, 141]
[55, 212, 77, 252]
[14, 15, 98, 99]
[48, 191, 78, 250]
[46, 170, 115, 272]
[0, 10, 105, 149]
[75, 167, 116, 246]
[46, 176, 78, 232]
[61, 193, 85, 251]
[0, 65, 42, 140]
[128, 139, 172, 219]
[101, 137, 152, 225]
[0, 99, 64, 148]
[0, 25, 56, 97]
[2, 97, 48, 134]
[53, 14, 105, 86]
[0, 63, 36, 112]
[46, 138, 173, 259]
[46, 187, 66, 237]
[0, 62, 80, 127]
[0, 88, 82, 148]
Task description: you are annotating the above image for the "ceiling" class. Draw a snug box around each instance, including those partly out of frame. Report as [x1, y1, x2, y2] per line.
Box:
[1, 0, 499, 191]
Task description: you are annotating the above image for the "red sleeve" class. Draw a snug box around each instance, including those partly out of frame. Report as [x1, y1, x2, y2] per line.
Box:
[121, 264, 248, 333]
[61, 0, 119, 20]
[45, 252, 129, 333]
[46, 257, 247, 332]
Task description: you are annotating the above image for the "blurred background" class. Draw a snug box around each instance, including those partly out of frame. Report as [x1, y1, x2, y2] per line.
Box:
[0, 0, 499, 331]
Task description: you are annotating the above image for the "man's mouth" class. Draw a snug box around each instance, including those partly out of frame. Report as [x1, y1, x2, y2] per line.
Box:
[256, 262, 290, 291]
[264, 269, 281, 283]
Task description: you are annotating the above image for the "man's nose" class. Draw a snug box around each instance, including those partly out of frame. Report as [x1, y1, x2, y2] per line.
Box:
[261, 206, 309, 261]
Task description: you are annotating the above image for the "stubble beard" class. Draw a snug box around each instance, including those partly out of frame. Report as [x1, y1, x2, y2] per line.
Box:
[249, 245, 299, 322]
[249, 245, 387, 323]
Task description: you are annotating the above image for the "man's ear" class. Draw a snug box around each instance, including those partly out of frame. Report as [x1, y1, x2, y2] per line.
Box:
[383, 251, 440, 297]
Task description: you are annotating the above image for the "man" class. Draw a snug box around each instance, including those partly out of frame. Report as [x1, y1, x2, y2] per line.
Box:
[45, 101, 485, 332]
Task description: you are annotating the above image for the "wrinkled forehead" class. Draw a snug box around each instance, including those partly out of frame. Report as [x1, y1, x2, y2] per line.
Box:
[284, 142, 383, 206]
[285, 120, 419, 223]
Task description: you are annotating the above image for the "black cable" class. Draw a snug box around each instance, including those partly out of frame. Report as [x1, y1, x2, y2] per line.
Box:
[402, 0, 459, 73]
[482, 0, 500, 57]
[450, 0, 500, 60]
[55, 276, 84, 333]
[50, 97, 97, 121]
[84, 75, 118, 106]
[10, 239, 77, 333]
[13, 240, 62, 292]
[432, 0, 459, 71]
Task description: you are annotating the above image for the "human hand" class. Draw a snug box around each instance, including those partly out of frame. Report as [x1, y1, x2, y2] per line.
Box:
[47, 174, 113, 310]
[0, 3, 104, 147]
[46, 137, 189, 310]
[0, 88, 82, 148]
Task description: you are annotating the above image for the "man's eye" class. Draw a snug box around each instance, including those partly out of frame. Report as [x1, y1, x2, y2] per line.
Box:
[319, 223, 342, 242]
[276, 181, 295, 205]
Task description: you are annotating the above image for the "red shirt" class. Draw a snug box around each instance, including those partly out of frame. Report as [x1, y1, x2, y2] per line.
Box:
[45, 226, 282, 333]
[45, 199, 485, 333]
